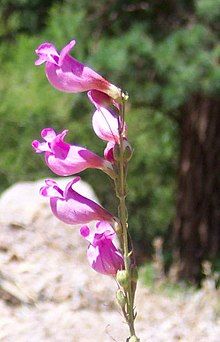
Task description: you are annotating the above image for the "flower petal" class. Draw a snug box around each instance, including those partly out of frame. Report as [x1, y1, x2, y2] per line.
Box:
[35, 43, 59, 66]
[41, 128, 57, 142]
[59, 39, 76, 66]
[92, 108, 120, 143]
[32, 140, 49, 153]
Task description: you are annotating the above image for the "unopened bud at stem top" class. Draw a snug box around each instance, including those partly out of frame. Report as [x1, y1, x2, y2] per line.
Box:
[116, 269, 130, 289]
[116, 289, 126, 308]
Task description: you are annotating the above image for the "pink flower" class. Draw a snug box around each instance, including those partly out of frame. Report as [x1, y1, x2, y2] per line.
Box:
[32, 128, 114, 178]
[35, 40, 121, 101]
[88, 89, 120, 111]
[40, 177, 114, 225]
[88, 90, 121, 144]
[88, 90, 130, 163]
[104, 141, 115, 163]
[80, 221, 124, 275]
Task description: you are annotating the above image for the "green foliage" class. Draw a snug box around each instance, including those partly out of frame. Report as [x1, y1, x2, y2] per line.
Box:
[140, 263, 196, 296]
[0, 0, 219, 250]
[126, 109, 177, 243]
[0, 0, 59, 38]
[196, 0, 220, 23]
[1, 23, 69, 183]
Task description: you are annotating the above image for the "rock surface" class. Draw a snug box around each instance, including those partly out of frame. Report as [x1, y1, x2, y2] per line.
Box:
[0, 180, 219, 342]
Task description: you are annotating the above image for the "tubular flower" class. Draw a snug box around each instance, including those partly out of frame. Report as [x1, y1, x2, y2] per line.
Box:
[80, 221, 124, 275]
[40, 177, 114, 225]
[32, 128, 114, 178]
[35, 40, 121, 101]
[92, 107, 121, 144]
[88, 90, 129, 163]
[88, 89, 120, 111]
[88, 90, 121, 143]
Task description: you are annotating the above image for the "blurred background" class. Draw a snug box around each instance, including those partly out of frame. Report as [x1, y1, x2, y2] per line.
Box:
[0, 0, 219, 286]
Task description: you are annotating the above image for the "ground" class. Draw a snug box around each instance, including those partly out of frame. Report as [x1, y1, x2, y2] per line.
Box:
[0, 180, 219, 342]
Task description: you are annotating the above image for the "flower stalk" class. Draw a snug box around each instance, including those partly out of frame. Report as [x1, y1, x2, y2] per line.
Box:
[115, 94, 139, 341]
[33, 38, 140, 341]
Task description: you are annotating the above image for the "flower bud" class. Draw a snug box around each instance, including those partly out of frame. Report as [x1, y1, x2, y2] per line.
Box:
[113, 220, 123, 235]
[116, 289, 126, 308]
[127, 336, 140, 342]
[113, 140, 133, 162]
[122, 91, 129, 101]
[116, 270, 129, 289]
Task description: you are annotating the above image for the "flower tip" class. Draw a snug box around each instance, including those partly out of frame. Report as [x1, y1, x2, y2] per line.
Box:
[34, 59, 43, 66]
[80, 225, 90, 238]
[71, 176, 81, 185]
[45, 179, 57, 186]
[32, 140, 38, 149]
[32, 140, 43, 153]
[122, 91, 129, 101]
[59, 39, 77, 66]
[69, 39, 76, 48]
[35, 42, 55, 53]
[39, 186, 47, 197]
[40, 179, 63, 198]
[64, 176, 81, 197]
[59, 129, 68, 140]
[41, 128, 56, 141]
[34, 47, 40, 55]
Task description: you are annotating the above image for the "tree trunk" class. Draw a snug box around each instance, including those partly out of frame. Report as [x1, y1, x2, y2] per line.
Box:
[172, 96, 220, 283]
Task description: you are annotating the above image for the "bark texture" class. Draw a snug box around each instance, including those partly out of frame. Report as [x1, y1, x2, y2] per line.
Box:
[172, 96, 220, 283]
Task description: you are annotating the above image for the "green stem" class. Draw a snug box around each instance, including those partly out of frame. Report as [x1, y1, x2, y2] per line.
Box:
[116, 97, 138, 340]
